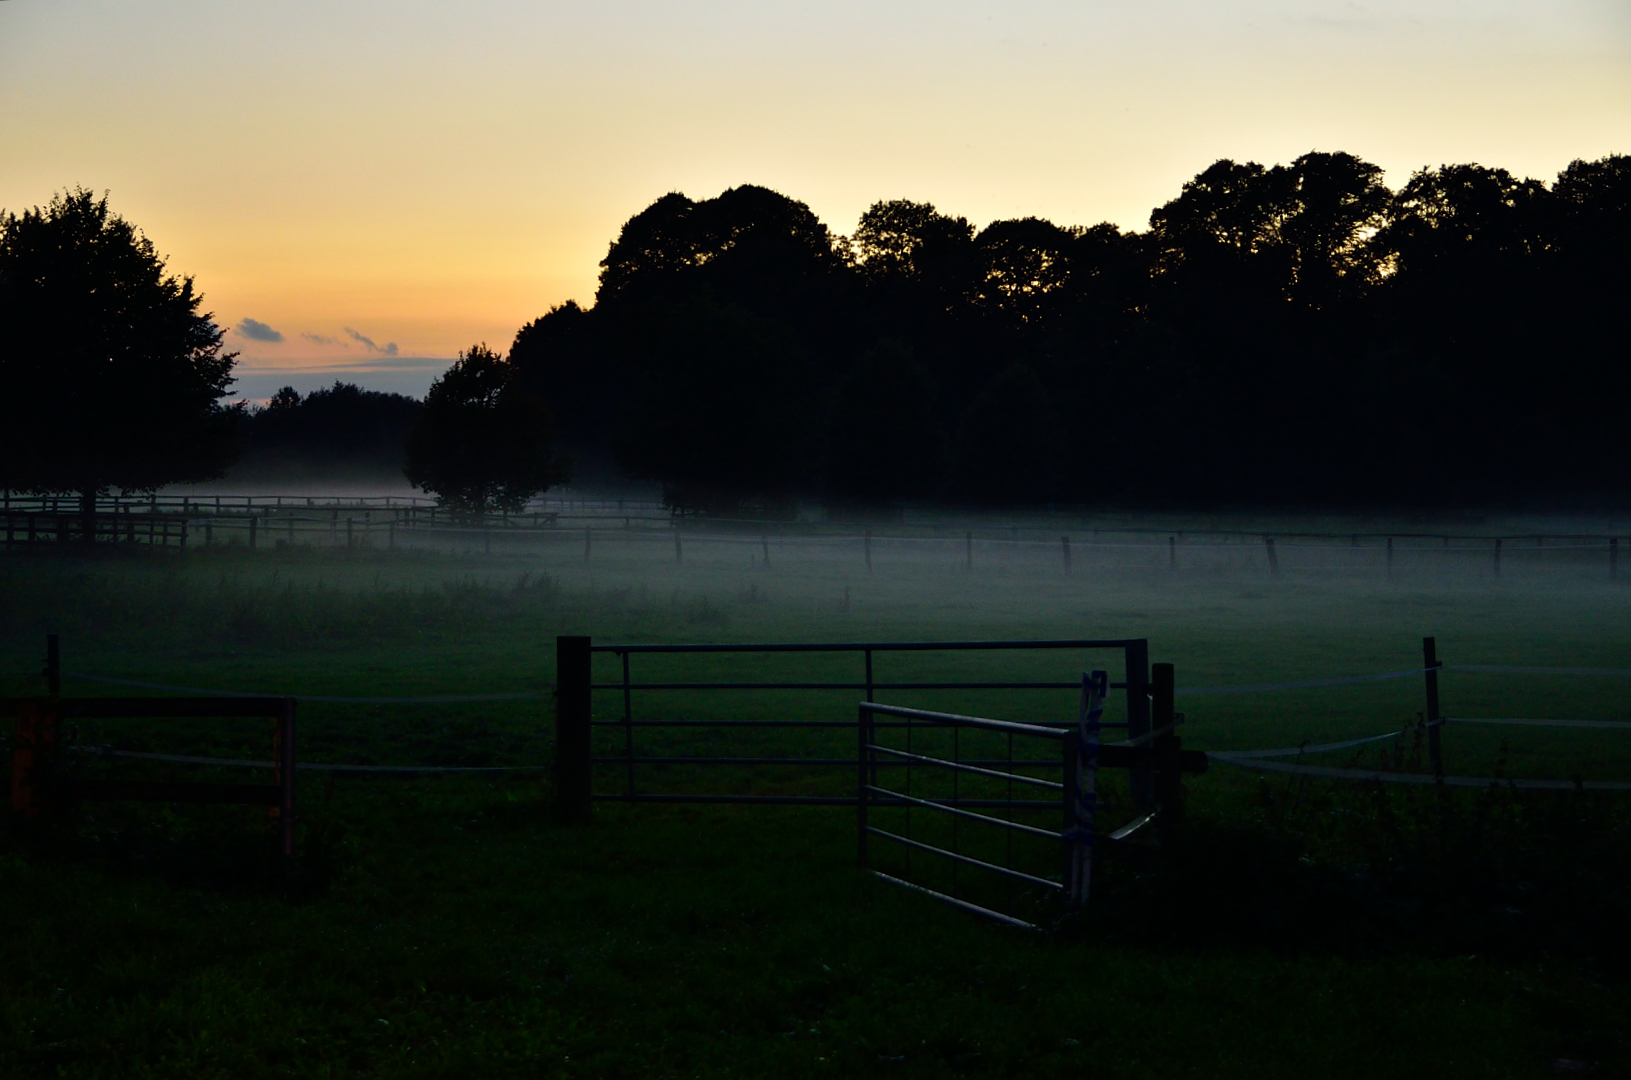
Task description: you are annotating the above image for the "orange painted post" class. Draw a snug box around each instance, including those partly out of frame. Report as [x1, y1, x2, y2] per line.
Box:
[11, 699, 59, 815]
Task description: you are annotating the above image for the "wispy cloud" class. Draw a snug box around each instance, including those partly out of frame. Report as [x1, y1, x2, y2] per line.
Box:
[344, 327, 399, 357]
[235, 317, 284, 343]
[301, 332, 342, 346]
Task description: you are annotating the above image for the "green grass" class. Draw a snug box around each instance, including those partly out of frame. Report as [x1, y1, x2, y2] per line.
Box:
[2, 538, 1630, 1077]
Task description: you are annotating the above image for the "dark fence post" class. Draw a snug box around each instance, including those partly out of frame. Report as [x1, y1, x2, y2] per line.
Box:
[1493, 538, 1501, 577]
[1151, 662, 1181, 833]
[674, 530, 682, 563]
[761, 534, 770, 568]
[1062, 535, 1071, 574]
[276, 698, 298, 862]
[1386, 537, 1394, 578]
[1168, 535, 1176, 569]
[11, 698, 59, 815]
[965, 532, 973, 571]
[1611, 538, 1618, 580]
[1423, 637, 1443, 780]
[1263, 536, 1279, 575]
[1125, 639, 1153, 808]
[555, 636, 593, 821]
[249, 515, 258, 552]
[864, 530, 871, 573]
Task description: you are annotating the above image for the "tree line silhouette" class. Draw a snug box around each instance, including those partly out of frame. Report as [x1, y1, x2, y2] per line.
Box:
[3, 155, 1627, 522]
[516, 151, 1629, 513]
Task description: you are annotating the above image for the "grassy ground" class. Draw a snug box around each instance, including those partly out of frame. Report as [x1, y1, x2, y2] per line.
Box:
[1, 536, 1629, 1077]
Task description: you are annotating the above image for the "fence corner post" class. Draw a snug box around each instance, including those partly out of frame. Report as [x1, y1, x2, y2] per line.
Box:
[555, 635, 593, 822]
[1423, 637, 1443, 780]
[1151, 662, 1181, 834]
[1125, 640, 1153, 808]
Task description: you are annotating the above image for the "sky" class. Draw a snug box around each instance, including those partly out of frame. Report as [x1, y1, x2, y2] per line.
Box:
[2, 0, 1628, 401]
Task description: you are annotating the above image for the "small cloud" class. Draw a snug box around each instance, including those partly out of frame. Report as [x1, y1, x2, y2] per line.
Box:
[302, 332, 342, 346]
[344, 327, 399, 357]
[236, 317, 284, 343]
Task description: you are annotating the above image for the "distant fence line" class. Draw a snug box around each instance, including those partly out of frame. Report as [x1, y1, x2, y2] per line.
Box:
[0, 492, 1627, 579]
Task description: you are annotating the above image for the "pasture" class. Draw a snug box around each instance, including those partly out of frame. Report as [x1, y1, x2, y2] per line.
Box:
[1, 520, 1629, 1077]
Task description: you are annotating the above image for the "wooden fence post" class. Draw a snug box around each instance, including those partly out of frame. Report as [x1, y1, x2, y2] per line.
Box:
[1263, 536, 1279, 575]
[864, 530, 871, 573]
[761, 534, 770, 568]
[1423, 637, 1443, 780]
[1168, 535, 1176, 569]
[1611, 538, 1618, 580]
[1151, 662, 1182, 832]
[674, 531, 682, 563]
[965, 532, 973, 571]
[1494, 538, 1501, 577]
[1062, 535, 1071, 574]
[249, 515, 258, 552]
[555, 636, 593, 821]
[11, 698, 59, 815]
[1386, 537, 1394, 577]
[1125, 640, 1153, 808]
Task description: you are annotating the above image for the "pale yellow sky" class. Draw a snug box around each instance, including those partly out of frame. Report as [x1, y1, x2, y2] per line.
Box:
[2, 0, 1627, 397]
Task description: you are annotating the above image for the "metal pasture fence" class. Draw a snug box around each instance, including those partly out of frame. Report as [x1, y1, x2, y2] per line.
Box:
[5, 637, 298, 863]
[550, 637, 1156, 814]
[856, 667, 1208, 929]
[858, 701, 1078, 930]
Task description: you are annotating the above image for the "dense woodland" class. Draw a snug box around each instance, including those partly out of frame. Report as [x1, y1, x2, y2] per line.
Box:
[511, 152, 1630, 514]
[235, 383, 422, 482]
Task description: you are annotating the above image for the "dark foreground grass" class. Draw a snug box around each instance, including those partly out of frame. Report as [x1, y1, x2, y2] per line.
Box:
[3, 788, 1626, 1079]
[2, 547, 1630, 1077]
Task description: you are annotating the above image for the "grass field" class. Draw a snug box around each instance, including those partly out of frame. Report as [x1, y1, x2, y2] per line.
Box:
[2, 529, 1629, 1077]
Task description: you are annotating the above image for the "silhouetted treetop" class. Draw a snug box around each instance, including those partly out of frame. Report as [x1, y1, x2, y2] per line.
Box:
[596, 185, 842, 310]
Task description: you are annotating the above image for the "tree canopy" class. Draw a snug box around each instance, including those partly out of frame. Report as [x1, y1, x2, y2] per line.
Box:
[511, 152, 1629, 512]
[403, 344, 570, 518]
[0, 189, 239, 501]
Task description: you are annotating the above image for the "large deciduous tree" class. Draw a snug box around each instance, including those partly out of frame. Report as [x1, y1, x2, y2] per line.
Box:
[0, 189, 240, 539]
[403, 344, 570, 520]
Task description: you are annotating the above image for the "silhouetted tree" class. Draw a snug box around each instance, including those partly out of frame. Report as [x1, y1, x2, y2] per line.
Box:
[509, 301, 620, 456]
[826, 340, 947, 509]
[0, 189, 239, 540]
[403, 345, 569, 519]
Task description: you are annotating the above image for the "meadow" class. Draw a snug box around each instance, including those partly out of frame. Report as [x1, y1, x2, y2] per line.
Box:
[1, 521, 1629, 1077]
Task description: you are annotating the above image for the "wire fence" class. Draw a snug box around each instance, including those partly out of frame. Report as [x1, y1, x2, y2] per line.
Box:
[6, 640, 1626, 789]
[5, 512, 1629, 585]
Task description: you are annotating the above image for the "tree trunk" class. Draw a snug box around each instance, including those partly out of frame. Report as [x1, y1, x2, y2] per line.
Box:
[79, 489, 97, 549]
